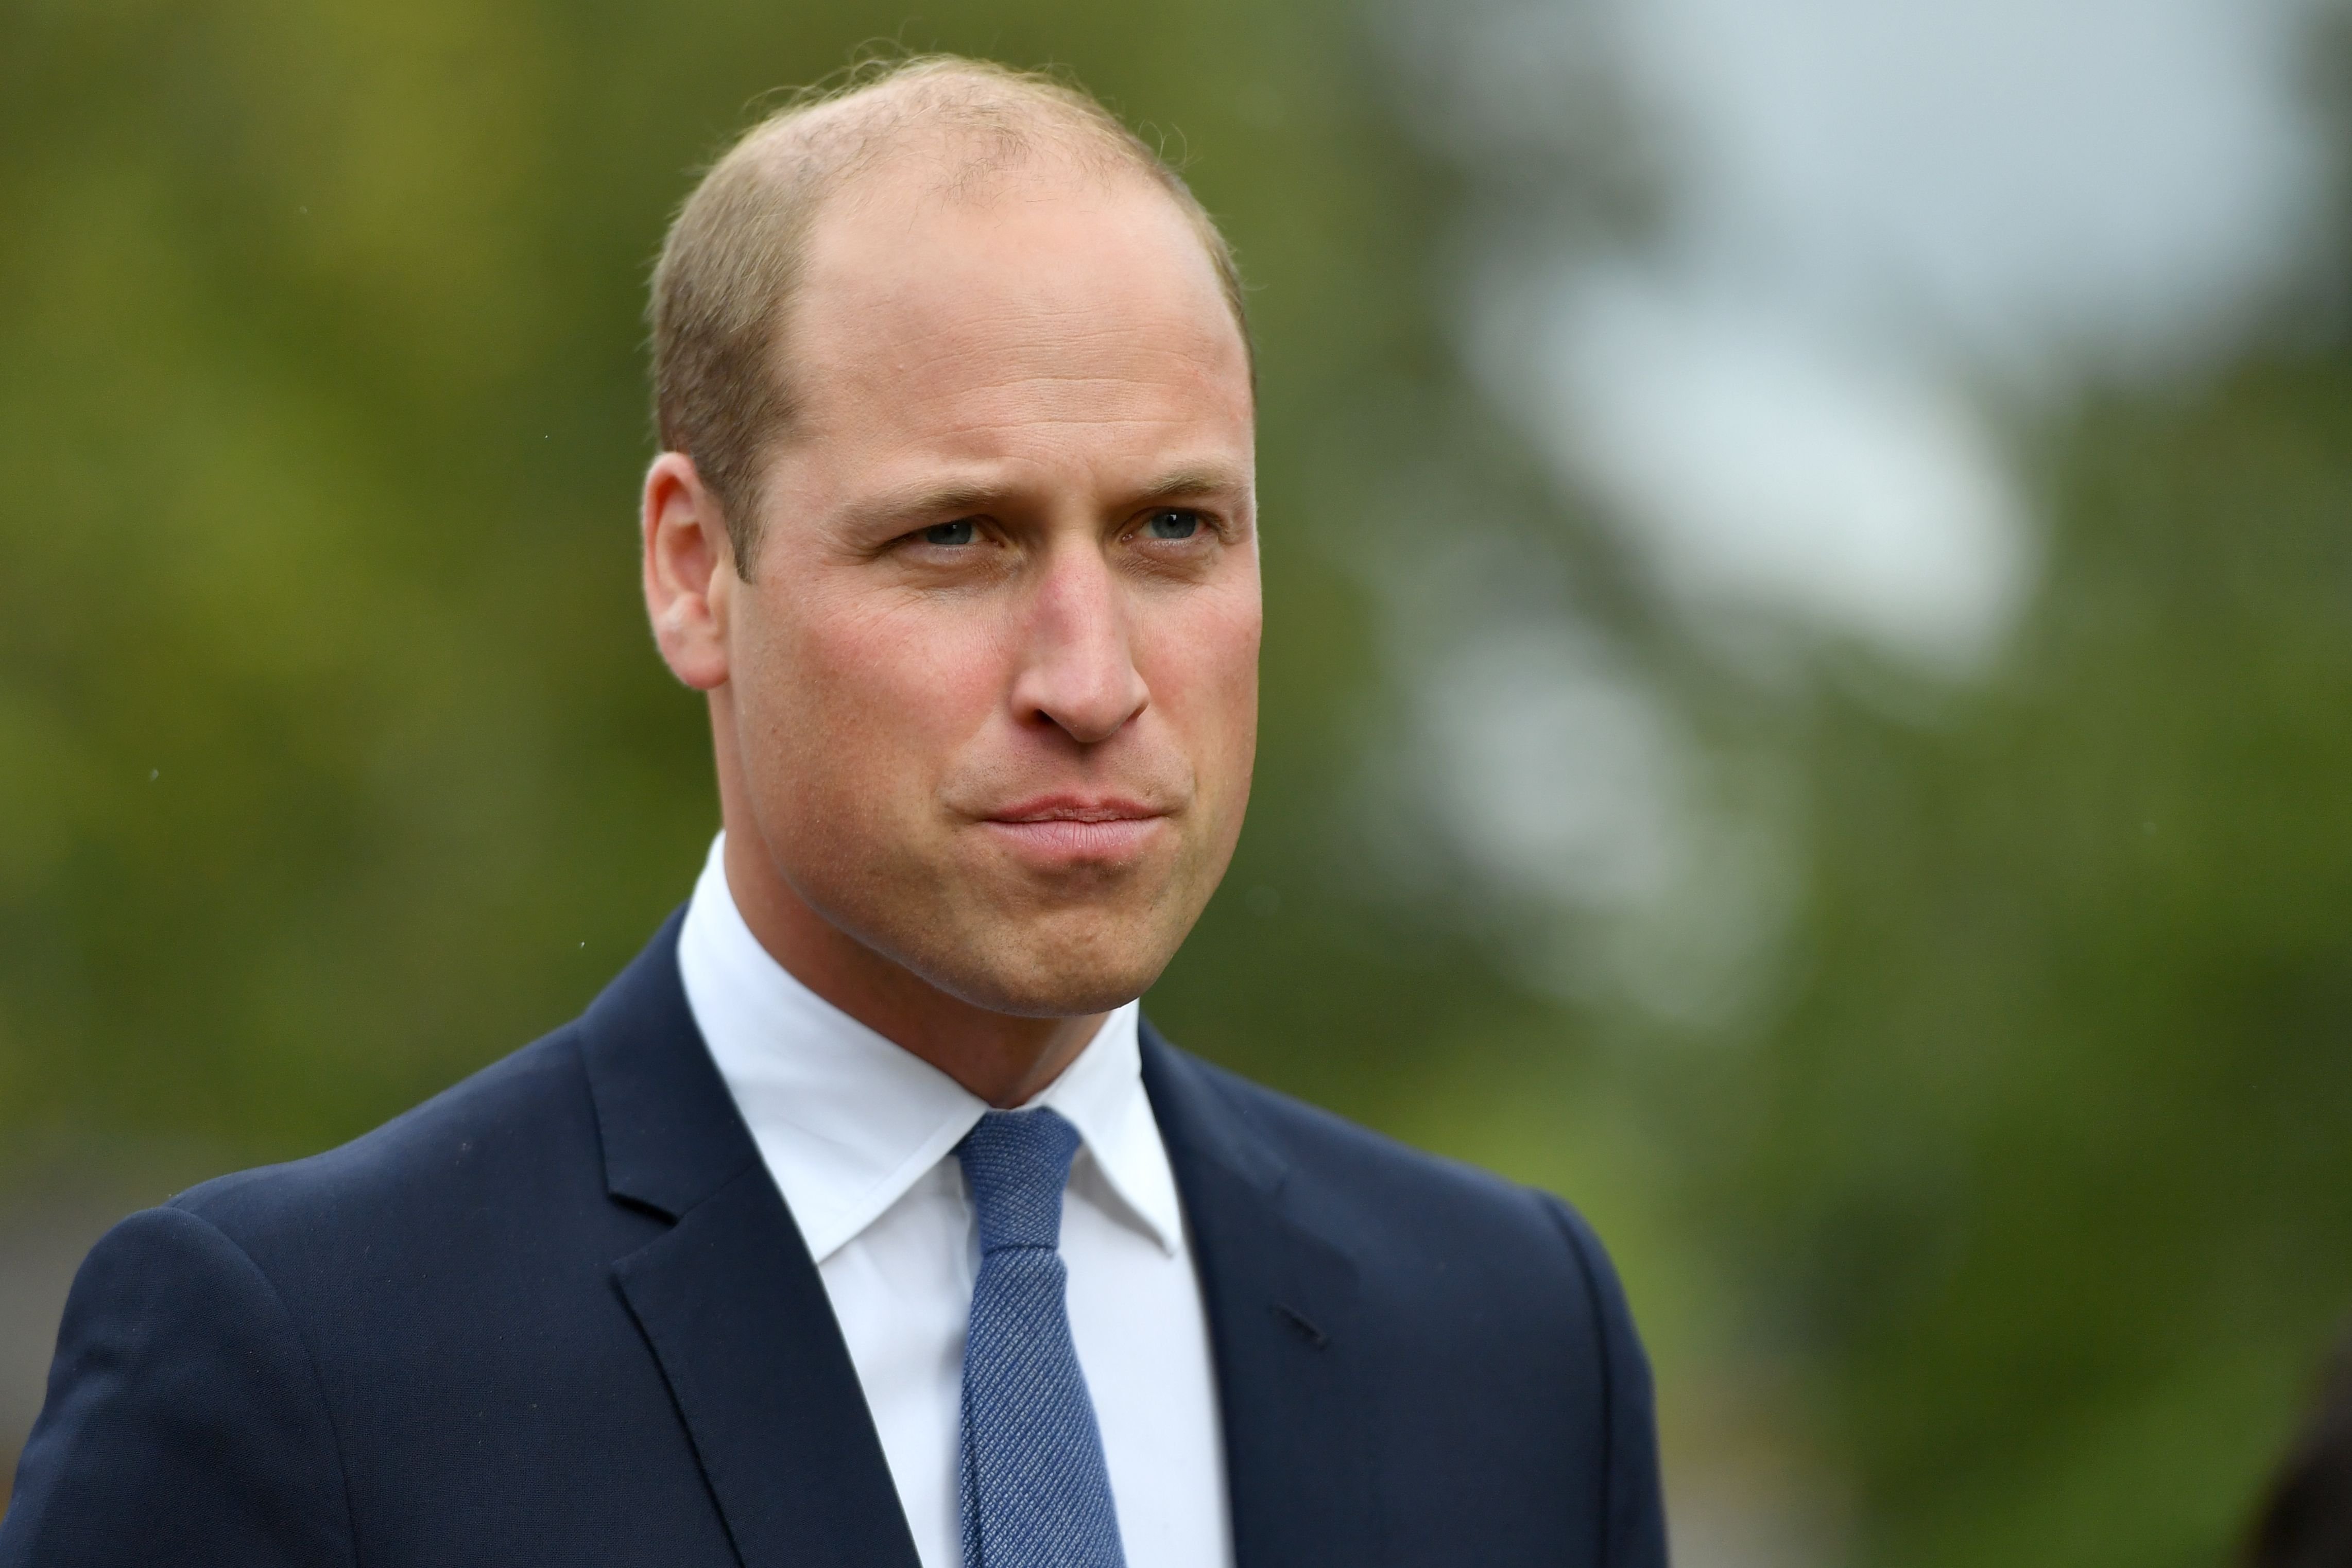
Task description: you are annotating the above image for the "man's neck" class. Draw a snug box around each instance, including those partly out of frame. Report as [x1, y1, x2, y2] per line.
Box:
[719, 829, 1107, 1109]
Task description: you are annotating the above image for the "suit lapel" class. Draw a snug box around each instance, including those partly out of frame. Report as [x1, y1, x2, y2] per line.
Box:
[581, 913, 920, 1568]
[1141, 1023, 1383, 1568]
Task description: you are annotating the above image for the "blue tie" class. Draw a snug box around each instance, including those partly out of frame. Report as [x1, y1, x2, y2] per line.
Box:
[955, 1108, 1127, 1568]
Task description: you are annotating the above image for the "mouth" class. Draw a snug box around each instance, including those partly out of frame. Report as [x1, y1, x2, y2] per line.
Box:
[979, 795, 1172, 863]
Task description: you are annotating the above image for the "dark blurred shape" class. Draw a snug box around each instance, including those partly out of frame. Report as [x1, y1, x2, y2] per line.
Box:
[2245, 1327, 2352, 1568]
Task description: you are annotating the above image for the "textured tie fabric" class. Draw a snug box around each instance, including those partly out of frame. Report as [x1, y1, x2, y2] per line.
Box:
[955, 1108, 1128, 1568]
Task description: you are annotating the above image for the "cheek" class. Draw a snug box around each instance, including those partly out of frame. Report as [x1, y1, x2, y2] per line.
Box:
[1144, 587, 1262, 765]
[771, 590, 1011, 795]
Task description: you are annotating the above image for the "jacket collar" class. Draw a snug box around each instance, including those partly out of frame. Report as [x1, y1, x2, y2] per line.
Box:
[1140, 1022, 1382, 1568]
[579, 910, 921, 1568]
[578, 907, 764, 1221]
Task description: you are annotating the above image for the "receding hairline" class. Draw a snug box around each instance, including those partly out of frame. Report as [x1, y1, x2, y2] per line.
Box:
[731, 62, 1161, 201]
[648, 56, 1252, 578]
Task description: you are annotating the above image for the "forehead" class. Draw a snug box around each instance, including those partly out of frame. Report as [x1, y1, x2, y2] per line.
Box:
[780, 159, 1253, 463]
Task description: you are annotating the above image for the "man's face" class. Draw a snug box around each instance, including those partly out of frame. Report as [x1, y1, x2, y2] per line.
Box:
[713, 162, 1259, 1016]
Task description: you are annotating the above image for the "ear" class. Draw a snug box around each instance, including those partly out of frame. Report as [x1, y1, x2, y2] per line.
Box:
[642, 451, 736, 691]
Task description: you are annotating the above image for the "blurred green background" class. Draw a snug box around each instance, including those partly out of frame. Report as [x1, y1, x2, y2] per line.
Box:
[4, 2, 2349, 1563]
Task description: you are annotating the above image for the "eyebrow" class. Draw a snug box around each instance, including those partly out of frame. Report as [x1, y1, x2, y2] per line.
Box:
[1132, 466, 1251, 505]
[844, 481, 1003, 535]
[840, 464, 1251, 537]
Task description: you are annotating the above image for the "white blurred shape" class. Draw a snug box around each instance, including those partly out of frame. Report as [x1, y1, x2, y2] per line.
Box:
[1620, 0, 2326, 376]
[1436, 0, 2331, 670]
[1401, 615, 1795, 1016]
[1536, 274, 2031, 670]
[1378, 0, 2336, 993]
[1417, 625, 1688, 911]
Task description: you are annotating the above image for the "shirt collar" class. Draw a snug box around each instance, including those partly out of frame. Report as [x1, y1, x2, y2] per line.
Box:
[676, 833, 1183, 1263]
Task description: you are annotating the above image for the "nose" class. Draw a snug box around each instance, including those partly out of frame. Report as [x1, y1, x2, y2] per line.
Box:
[1009, 545, 1149, 746]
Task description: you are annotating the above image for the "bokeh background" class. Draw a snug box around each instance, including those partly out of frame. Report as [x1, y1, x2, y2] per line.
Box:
[5, 1, 2350, 1561]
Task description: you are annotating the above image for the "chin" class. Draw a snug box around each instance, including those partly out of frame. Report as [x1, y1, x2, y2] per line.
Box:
[899, 906, 1184, 1020]
[928, 951, 1165, 1021]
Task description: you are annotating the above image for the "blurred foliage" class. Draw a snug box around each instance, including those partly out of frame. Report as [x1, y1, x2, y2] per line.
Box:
[1676, 355, 2352, 1566]
[1637, 22, 2352, 1561]
[4, 1, 2350, 1565]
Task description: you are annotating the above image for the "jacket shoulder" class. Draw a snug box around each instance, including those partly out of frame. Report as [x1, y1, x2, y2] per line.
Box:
[168, 1024, 600, 1263]
[1152, 1040, 1607, 1287]
[0, 1204, 358, 1567]
[1147, 1035, 1668, 1566]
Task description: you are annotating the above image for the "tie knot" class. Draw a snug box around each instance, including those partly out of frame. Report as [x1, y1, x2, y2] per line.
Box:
[956, 1108, 1082, 1255]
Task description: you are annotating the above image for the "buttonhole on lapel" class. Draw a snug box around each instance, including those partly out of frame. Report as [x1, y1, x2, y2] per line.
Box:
[1275, 1302, 1328, 1349]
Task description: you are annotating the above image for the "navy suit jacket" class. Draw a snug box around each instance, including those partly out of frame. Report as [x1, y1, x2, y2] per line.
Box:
[2, 914, 1666, 1566]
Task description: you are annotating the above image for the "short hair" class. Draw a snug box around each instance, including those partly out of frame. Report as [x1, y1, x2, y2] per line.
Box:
[649, 55, 1251, 577]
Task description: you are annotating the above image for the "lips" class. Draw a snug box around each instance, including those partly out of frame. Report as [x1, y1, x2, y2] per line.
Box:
[980, 795, 1170, 861]
[988, 794, 1164, 824]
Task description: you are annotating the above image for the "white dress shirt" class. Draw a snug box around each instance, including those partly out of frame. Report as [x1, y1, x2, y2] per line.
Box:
[676, 834, 1234, 1568]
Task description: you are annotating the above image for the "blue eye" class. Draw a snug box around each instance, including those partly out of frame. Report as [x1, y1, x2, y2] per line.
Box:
[1144, 510, 1200, 541]
[922, 519, 977, 546]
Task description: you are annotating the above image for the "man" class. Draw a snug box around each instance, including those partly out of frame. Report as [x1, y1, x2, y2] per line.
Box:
[2, 57, 1665, 1567]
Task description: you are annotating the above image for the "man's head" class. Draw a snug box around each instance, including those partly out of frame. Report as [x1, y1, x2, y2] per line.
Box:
[649, 57, 1251, 578]
[640, 58, 1260, 1032]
